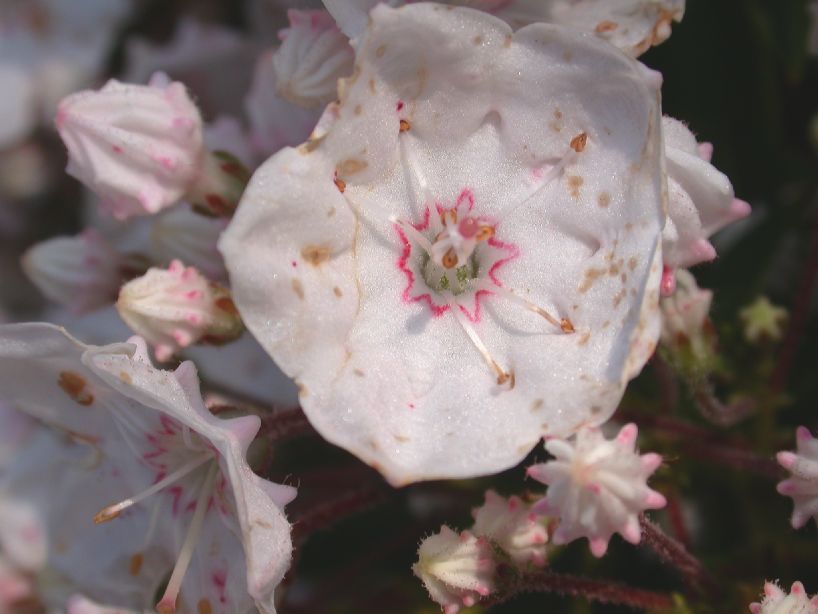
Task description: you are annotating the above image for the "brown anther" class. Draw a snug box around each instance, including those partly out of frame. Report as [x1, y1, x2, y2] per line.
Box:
[442, 248, 458, 269]
[93, 507, 121, 524]
[334, 177, 346, 193]
[475, 226, 495, 242]
[58, 371, 94, 406]
[595, 20, 618, 33]
[496, 370, 516, 389]
[399, 119, 410, 132]
[440, 209, 457, 226]
[560, 318, 575, 334]
[570, 132, 588, 153]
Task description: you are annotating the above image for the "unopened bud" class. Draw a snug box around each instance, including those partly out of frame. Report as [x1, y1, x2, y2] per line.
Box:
[117, 260, 243, 361]
[22, 230, 123, 313]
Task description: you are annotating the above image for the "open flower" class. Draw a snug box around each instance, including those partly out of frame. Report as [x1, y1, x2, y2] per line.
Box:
[777, 427, 818, 530]
[471, 490, 548, 567]
[0, 323, 294, 614]
[221, 4, 665, 484]
[323, 0, 685, 56]
[749, 581, 818, 614]
[526, 423, 666, 557]
[413, 526, 495, 614]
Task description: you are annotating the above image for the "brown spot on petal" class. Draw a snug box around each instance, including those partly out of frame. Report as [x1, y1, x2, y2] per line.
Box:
[562, 50, 573, 61]
[591, 405, 602, 415]
[628, 256, 639, 271]
[578, 331, 591, 346]
[530, 399, 544, 412]
[338, 159, 368, 176]
[399, 119, 410, 132]
[393, 434, 410, 443]
[197, 599, 213, 614]
[119, 371, 132, 384]
[570, 132, 587, 153]
[567, 175, 583, 199]
[301, 245, 331, 266]
[597, 192, 611, 208]
[58, 371, 94, 406]
[334, 177, 346, 193]
[473, 35, 483, 44]
[368, 78, 376, 93]
[579, 268, 605, 293]
[504, 35, 513, 48]
[595, 20, 618, 33]
[353, 104, 362, 115]
[613, 289, 627, 308]
[353, 369, 365, 377]
[291, 278, 304, 300]
[129, 553, 143, 576]
[375, 44, 386, 58]
[560, 318, 575, 333]
[333, 286, 343, 298]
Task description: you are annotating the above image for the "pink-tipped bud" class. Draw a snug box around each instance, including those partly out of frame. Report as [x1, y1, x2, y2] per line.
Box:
[116, 260, 243, 361]
[472, 490, 548, 568]
[57, 78, 205, 220]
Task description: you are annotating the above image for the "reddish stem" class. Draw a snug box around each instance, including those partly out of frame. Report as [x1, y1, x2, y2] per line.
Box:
[639, 515, 720, 598]
[487, 569, 674, 611]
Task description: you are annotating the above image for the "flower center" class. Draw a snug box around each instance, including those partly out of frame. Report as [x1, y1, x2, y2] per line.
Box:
[387, 125, 587, 387]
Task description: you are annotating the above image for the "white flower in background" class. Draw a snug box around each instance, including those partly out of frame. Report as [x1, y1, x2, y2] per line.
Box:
[124, 19, 259, 119]
[56, 77, 205, 220]
[221, 4, 665, 485]
[0, 323, 295, 614]
[526, 423, 666, 557]
[661, 116, 750, 274]
[749, 581, 818, 614]
[471, 490, 548, 567]
[117, 261, 243, 361]
[413, 526, 495, 614]
[21, 229, 125, 313]
[777, 427, 818, 530]
[323, 0, 685, 56]
[150, 204, 230, 283]
[245, 9, 354, 155]
[0, 0, 132, 147]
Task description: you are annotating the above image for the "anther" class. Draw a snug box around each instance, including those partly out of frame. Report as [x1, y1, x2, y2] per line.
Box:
[560, 318, 575, 333]
[477, 281, 571, 333]
[442, 248, 458, 269]
[334, 176, 346, 193]
[399, 119, 410, 132]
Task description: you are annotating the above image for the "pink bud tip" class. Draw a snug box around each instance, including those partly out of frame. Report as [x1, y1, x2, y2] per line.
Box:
[589, 537, 608, 558]
[797, 426, 813, 441]
[617, 423, 638, 445]
[791, 581, 805, 594]
[698, 142, 714, 162]
[645, 491, 667, 509]
[764, 582, 779, 597]
[777, 451, 798, 470]
[693, 239, 717, 261]
[660, 266, 676, 297]
[475, 585, 490, 597]
[587, 482, 602, 495]
[641, 453, 662, 472]
[730, 198, 751, 220]
[462, 596, 476, 607]
[443, 605, 459, 614]
[749, 605, 761, 614]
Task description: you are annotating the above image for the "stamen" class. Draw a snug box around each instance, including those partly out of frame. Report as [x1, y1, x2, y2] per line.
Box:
[442, 248, 458, 269]
[399, 132, 433, 207]
[448, 295, 514, 387]
[93, 453, 213, 524]
[156, 462, 219, 614]
[390, 216, 435, 257]
[503, 132, 586, 220]
[476, 281, 573, 333]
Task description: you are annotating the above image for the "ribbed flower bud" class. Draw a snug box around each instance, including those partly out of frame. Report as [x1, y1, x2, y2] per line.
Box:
[56, 77, 205, 220]
[750, 581, 818, 614]
[472, 490, 548, 567]
[659, 269, 716, 374]
[21, 230, 124, 313]
[413, 526, 495, 614]
[116, 260, 243, 361]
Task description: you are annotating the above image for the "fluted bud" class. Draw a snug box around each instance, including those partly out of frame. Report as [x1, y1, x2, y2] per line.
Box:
[413, 526, 495, 614]
[116, 260, 243, 361]
[274, 10, 354, 109]
[472, 490, 548, 567]
[21, 230, 124, 313]
[659, 269, 716, 374]
[56, 77, 205, 220]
